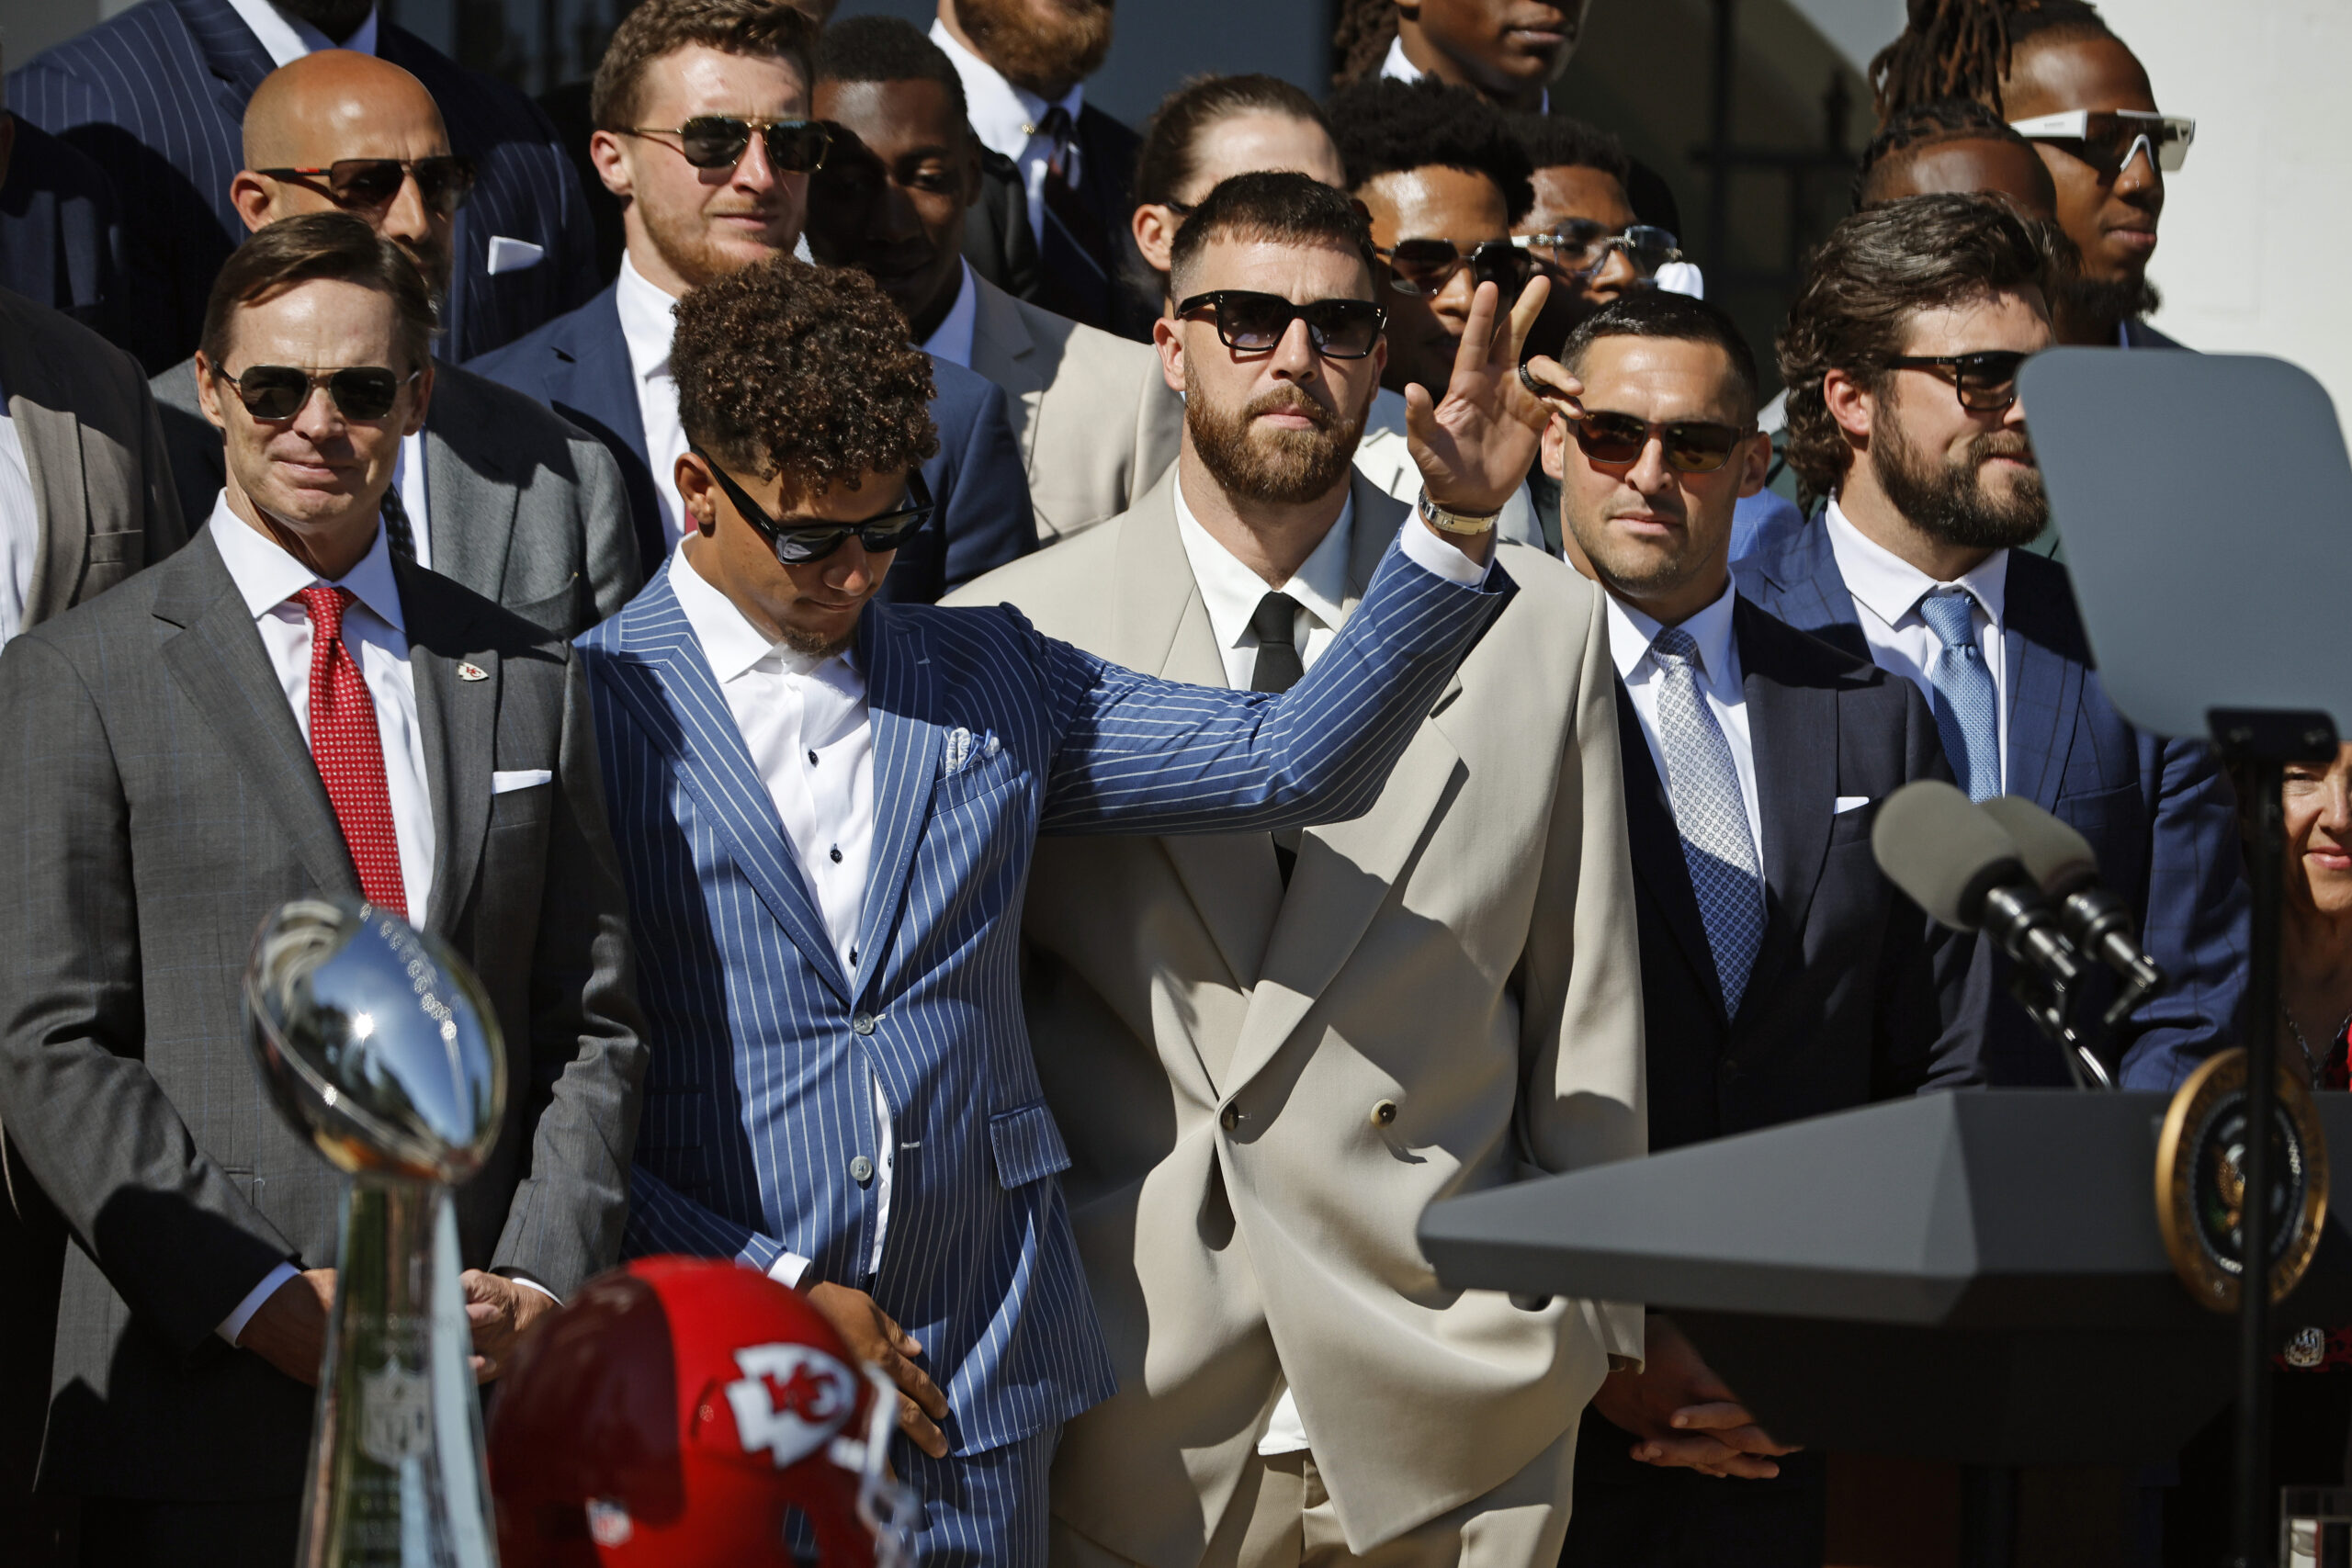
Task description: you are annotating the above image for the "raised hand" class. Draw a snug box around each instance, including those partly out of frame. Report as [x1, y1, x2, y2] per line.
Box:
[1404, 271, 1586, 519]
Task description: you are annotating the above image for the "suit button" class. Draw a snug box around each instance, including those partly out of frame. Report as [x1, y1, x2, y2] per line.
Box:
[1371, 1099, 1398, 1128]
[852, 1013, 876, 1035]
[1219, 1106, 1240, 1132]
[849, 1156, 875, 1184]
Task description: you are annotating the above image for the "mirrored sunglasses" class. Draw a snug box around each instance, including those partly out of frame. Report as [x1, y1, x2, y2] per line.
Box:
[1573, 412, 1750, 473]
[626, 117, 832, 175]
[1375, 238, 1533, 299]
[1514, 222, 1683, 282]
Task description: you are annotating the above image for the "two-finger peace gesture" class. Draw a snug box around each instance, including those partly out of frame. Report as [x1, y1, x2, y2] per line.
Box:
[1404, 271, 1587, 520]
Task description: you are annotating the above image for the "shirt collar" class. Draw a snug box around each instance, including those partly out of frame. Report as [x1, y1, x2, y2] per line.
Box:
[1604, 579, 1738, 689]
[615, 253, 681, 382]
[921, 261, 980, 368]
[1170, 474, 1354, 660]
[930, 18, 1083, 162]
[1377, 34, 1546, 111]
[1823, 495, 2008, 631]
[208, 492, 404, 632]
[665, 538, 856, 687]
[224, 0, 378, 69]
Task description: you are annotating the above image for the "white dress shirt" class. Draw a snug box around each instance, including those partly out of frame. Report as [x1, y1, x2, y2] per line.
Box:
[1167, 478, 1487, 1458]
[615, 254, 693, 546]
[931, 20, 1084, 246]
[921, 261, 981, 370]
[0, 410, 39, 649]
[667, 542, 895, 1288]
[1380, 34, 1549, 113]
[211, 496, 437, 1345]
[223, 0, 378, 65]
[390, 431, 433, 570]
[1605, 582, 1763, 860]
[1823, 497, 2012, 786]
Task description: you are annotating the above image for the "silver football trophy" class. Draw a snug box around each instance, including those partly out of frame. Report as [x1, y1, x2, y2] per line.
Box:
[245, 897, 507, 1568]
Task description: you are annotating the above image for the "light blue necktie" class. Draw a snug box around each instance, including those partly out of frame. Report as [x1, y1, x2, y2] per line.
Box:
[1650, 626, 1767, 1016]
[1919, 587, 2000, 801]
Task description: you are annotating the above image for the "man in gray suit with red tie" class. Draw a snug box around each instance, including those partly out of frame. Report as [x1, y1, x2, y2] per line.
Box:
[0, 213, 645, 1568]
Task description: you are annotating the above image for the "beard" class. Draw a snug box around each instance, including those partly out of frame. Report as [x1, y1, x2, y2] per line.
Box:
[1871, 415, 2049, 552]
[1187, 384, 1365, 507]
[2063, 269, 2163, 337]
[777, 623, 857, 660]
[957, 0, 1114, 96]
[271, 0, 373, 42]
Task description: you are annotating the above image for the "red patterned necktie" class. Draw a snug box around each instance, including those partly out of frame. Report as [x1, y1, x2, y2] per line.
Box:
[296, 586, 408, 919]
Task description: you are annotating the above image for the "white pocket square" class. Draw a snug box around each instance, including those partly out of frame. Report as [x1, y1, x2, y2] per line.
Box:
[1834, 795, 1871, 815]
[485, 236, 544, 275]
[492, 769, 552, 794]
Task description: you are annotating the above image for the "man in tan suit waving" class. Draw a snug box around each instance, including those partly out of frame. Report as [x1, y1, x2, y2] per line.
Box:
[952, 173, 1645, 1568]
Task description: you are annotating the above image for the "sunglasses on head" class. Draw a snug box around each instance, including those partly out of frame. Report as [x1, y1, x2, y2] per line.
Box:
[254, 156, 477, 217]
[215, 363, 418, 422]
[623, 117, 832, 174]
[1513, 222, 1682, 282]
[1173, 290, 1387, 360]
[1572, 412, 1751, 473]
[1885, 350, 2030, 412]
[2007, 109, 2195, 175]
[692, 446, 934, 565]
[1374, 238, 1534, 299]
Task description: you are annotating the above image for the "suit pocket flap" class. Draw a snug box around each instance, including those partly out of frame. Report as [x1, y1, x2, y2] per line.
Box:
[988, 1100, 1070, 1190]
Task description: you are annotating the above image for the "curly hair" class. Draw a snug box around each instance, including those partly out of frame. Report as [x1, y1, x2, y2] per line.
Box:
[591, 0, 817, 133]
[1778, 193, 2053, 509]
[670, 255, 939, 491]
[1869, 0, 2117, 121]
[1330, 0, 1399, 88]
[1325, 78, 1534, 225]
[1510, 112, 1630, 188]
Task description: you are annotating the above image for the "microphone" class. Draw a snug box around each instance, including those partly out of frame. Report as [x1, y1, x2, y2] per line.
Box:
[1870, 781, 2084, 987]
[1976, 795, 2166, 998]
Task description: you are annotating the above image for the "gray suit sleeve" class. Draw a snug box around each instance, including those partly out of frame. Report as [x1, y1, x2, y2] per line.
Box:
[0, 634, 294, 1355]
[488, 648, 649, 1297]
[572, 431, 642, 626]
[133, 373, 189, 565]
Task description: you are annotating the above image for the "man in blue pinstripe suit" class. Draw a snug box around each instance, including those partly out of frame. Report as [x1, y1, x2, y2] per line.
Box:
[576, 251, 1574, 1563]
[9, 0, 599, 373]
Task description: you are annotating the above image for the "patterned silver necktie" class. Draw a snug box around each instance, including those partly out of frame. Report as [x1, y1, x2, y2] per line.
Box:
[1650, 626, 1767, 1016]
[1919, 587, 1999, 801]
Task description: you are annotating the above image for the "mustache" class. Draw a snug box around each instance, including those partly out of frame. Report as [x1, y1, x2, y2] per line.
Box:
[1245, 388, 1336, 429]
[1972, 431, 2037, 466]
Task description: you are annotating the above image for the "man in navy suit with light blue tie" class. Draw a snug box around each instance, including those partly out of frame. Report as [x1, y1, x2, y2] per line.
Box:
[1736, 193, 2246, 1089]
[577, 227, 1566, 1561]
[471, 0, 1035, 594]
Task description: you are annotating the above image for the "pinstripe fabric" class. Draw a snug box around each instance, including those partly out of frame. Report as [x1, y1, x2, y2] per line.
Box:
[896, 1425, 1057, 1568]
[1735, 521, 2249, 1090]
[9, 0, 599, 372]
[577, 540, 1506, 1495]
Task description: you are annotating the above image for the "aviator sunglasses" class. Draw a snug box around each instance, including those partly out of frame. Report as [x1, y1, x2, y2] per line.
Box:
[1573, 412, 1752, 474]
[254, 155, 478, 217]
[621, 116, 833, 174]
[214, 364, 418, 422]
[693, 446, 935, 565]
[1374, 238, 1534, 299]
[1173, 290, 1387, 359]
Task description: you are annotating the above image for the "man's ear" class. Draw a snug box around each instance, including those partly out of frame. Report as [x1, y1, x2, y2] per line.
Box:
[1133, 203, 1178, 275]
[1540, 410, 1566, 480]
[229, 170, 276, 233]
[1153, 313, 1186, 398]
[1736, 428, 1769, 500]
[673, 451, 720, 536]
[589, 130, 634, 200]
[194, 349, 231, 433]
[1823, 367, 1874, 450]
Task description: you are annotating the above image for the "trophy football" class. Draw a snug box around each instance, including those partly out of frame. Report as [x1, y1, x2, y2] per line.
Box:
[245, 897, 507, 1568]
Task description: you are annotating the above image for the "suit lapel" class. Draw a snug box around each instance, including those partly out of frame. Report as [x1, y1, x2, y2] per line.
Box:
[2000, 563, 2085, 807]
[563, 291, 652, 468]
[180, 0, 276, 120]
[1615, 680, 1725, 1025]
[8, 353, 92, 626]
[398, 564, 496, 936]
[853, 604, 944, 1000]
[969, 276, 1043, 399]
[154, 534, 359, 901]
[1737, 604, 1836, 1020]
[418, 371, 522, 601]
[604, 578, 851, 1001]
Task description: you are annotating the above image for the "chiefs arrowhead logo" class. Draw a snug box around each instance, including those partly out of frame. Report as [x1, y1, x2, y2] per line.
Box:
[723, 1343, 858, 1469]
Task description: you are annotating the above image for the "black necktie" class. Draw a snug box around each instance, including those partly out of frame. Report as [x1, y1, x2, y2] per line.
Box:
[1035, 105, 1114, 329]
[1250, 592, 1305, 885]
[379, 480, 418, 564]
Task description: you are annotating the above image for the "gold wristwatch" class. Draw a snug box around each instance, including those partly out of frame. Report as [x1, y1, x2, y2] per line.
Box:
[1417, 491, 1500, 536]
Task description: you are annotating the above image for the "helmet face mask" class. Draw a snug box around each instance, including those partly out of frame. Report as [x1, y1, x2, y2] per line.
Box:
[489, 1258, 916, 1568]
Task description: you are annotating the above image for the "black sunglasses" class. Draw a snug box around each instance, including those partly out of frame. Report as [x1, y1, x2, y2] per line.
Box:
[693, 446, 934, 565]
[1173, 290, 1387, 360]
[1572, 412, 1752, 474]
[255, 156, 477, 217]
[1374, 238, 1534, 299]
[214, 364, 418, 423]
[1886, 351, 2030, 412]
[624, 117, 832, 175]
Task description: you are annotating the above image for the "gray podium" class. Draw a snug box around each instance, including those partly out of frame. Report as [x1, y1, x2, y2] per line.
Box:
[1420, 1089, 2352, 1466]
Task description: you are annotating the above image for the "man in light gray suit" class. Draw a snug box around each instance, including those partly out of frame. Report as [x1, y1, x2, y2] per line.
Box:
[148, 50, 639, 638]
[0, 282, 187, 1568]
[0, 215, 647, 1568]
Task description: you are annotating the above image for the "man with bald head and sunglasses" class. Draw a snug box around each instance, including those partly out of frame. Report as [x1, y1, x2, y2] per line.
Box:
[470, 0, 1035, 601]
[148, 49, 643, 641]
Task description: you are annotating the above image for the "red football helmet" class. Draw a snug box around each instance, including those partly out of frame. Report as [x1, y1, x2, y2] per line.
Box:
[489, 1257, 916, 1567]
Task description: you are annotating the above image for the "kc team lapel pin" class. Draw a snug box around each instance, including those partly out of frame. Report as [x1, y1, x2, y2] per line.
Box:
[458, 661, 489, 682]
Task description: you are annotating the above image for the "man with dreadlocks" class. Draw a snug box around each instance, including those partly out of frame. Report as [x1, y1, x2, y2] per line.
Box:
[1870, 0, 2193, 349]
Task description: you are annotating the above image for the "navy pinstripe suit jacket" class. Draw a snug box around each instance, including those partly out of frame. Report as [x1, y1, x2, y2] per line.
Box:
[578, 541, 1510, 1455]
[9, 0, 599, 372]
[1735, 521, 2248, 1089]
